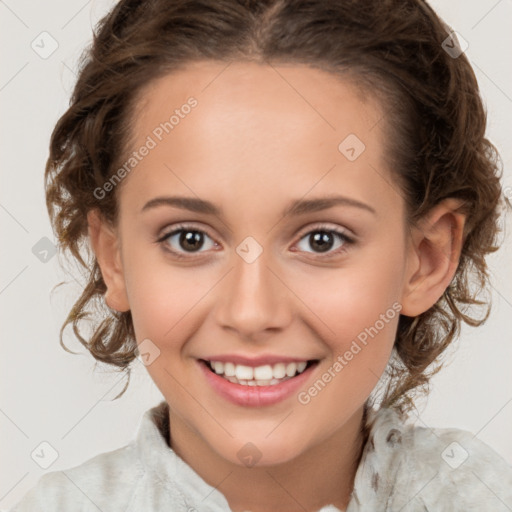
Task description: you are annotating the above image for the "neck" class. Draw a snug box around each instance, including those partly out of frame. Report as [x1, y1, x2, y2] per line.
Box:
[168, 405, 367, 512]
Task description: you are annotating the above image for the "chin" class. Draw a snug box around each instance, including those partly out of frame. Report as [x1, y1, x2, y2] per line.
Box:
[216, 433, 309, 468]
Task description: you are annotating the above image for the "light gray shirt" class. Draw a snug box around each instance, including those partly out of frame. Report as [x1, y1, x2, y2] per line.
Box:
[10, 400, 512, 511]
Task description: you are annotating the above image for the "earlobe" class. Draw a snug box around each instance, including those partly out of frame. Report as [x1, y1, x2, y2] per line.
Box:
[400, 198, 466, 317]
[87, 210, 130, 313]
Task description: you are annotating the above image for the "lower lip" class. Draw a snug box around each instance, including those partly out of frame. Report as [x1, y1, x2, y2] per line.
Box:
[198, 360, 319, 407]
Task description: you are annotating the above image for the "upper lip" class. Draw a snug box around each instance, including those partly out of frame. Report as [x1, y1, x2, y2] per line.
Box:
[200, 354, 317, 367]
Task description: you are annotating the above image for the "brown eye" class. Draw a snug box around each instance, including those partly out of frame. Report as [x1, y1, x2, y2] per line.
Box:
[308, 231, 336, 253]
[157, 225, 217, 256]
[295, 226, 354, 256]
[177, 230, 205, 252]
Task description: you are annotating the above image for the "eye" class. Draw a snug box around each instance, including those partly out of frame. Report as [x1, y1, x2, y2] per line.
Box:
[156, 223, 354, 259]
[157, 224, 218, 257]
[293, 224, 354, 256]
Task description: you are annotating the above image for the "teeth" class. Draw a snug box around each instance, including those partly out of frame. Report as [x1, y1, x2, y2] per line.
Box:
[273, 363, 286, 379]
[253, 365, 273, 380]
[235, 364, 254, 381]
[207, 360, 311, 386]
[285, 363, 296, 377]
[224, 362, 236, 377]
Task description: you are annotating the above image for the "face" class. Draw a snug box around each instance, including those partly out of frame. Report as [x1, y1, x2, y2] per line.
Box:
[99, 61, 417, 466]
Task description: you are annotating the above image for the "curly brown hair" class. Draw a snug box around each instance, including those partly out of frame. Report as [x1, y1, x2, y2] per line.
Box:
[47, 0, 508, 410]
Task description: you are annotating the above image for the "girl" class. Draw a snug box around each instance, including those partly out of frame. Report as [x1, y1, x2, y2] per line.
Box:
[10, 0, 512, 510]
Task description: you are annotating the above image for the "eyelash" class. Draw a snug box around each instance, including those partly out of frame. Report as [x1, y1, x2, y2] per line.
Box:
[156, 223, 355, 260]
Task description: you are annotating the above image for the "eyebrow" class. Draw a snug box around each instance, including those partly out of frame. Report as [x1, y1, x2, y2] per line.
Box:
[141, 195, 376, 217]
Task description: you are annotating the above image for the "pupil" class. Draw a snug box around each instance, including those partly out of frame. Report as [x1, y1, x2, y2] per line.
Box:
[311, 231, 333, 252]
[180, 231, 203, 251]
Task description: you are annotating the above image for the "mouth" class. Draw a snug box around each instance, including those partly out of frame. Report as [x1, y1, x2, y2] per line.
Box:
[197, 358, 320, 407]
[199, 358, 318, 386]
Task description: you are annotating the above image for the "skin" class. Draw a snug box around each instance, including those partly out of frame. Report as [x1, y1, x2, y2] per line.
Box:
[88, 61, 466, 512]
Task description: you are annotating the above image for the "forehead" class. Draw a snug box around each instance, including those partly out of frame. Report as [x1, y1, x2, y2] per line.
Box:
[134, 60, 381, 138]
[119, 61, 401, 220]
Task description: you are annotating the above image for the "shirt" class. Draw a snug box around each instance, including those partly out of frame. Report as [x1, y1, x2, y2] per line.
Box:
[9, 400, 512, 511]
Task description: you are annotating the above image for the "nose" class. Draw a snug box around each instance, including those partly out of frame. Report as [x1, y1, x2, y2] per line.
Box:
[214, 246, 293, 341]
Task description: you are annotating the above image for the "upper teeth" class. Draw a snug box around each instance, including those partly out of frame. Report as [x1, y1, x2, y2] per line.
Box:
[209, 361, 308, 381]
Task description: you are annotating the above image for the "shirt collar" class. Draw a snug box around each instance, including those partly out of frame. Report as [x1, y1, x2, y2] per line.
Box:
[135, 400, 233, 511]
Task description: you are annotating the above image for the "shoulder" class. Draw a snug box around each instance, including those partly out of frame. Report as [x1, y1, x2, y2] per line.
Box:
[9, 441, 145, 511]
[406, 421, 512, 509]
[350, 406, 512, 511]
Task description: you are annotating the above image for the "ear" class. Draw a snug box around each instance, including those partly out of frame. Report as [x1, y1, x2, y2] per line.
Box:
[87, 209, 130, 312]
[400, 198, 467, 317]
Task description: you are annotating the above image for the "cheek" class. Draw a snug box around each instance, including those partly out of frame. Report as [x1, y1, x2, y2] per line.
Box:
[293, 266, 401, 428]
[121, 250, 212, 397]
[292, 251, 404, 343]
[289, 244, 404, 400]
[122, 246, 215, 343]
[125, 249, 225, 360]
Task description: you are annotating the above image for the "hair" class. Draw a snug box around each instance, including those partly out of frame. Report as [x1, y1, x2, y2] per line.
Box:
[46, 0, 509, 411]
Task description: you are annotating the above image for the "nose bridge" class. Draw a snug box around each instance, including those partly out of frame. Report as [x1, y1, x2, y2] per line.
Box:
[216, 240, 291, 338]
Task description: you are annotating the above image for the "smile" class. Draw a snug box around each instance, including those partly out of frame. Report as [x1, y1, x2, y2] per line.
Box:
[197, 358, 320, 407]
[204, 359, 312, 386]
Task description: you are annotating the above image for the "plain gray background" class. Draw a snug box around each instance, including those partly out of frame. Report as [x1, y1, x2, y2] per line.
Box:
[1, 0, 511, 508]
